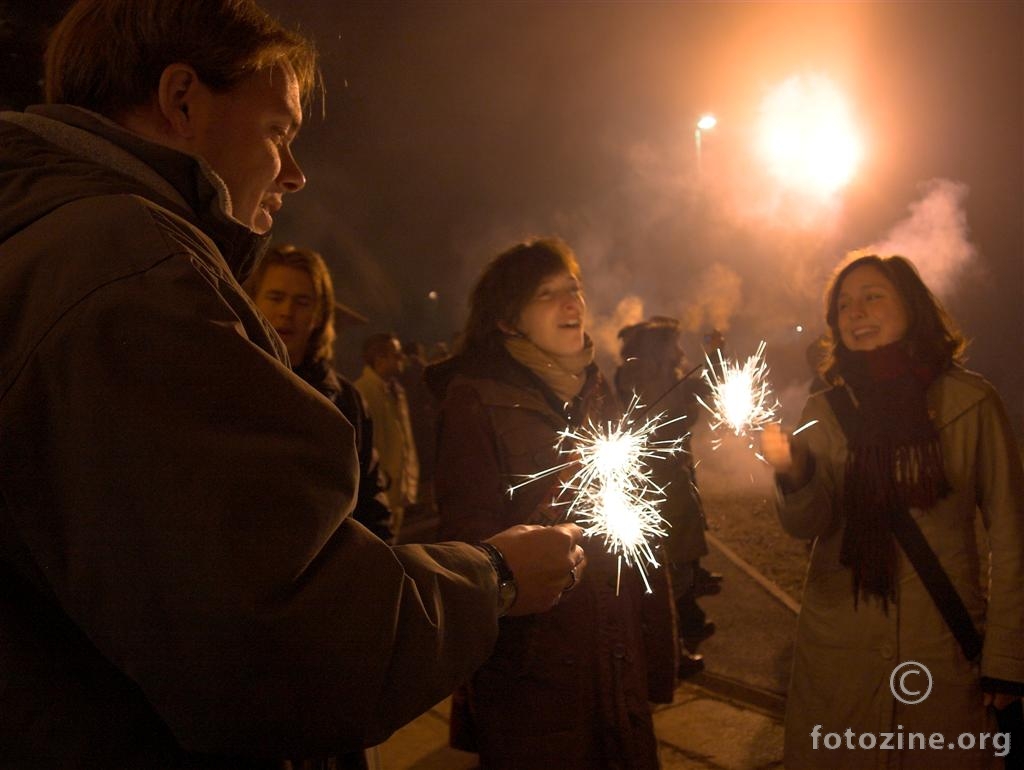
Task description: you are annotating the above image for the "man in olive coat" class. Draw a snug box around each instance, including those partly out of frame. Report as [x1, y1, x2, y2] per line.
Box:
[0, 1, 585, 766]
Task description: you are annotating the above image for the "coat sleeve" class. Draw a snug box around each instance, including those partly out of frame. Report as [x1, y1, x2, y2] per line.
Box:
[1, 248, 498, 756]
[773, 395, 842, 540]
[974, 387, 1024, 687]
[435, 383, 513, 543]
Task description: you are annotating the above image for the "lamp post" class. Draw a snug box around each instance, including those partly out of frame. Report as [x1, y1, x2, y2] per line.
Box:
[695, 113, 717, 178]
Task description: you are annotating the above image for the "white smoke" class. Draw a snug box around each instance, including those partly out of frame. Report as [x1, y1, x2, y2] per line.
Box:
[862, 178, 977, 296]
[589, 294, 646, 374]
[677, 262, 744, 334]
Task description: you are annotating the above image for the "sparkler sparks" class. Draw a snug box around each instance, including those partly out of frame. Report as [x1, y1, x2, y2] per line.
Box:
[508, 396, 687, 593]
[697, 340, 780, 451]
[791, 419, 819, 436]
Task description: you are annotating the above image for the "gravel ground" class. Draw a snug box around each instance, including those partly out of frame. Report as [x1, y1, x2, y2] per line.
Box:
[692, 436, 810, 604]
[701, 486, 810, 604]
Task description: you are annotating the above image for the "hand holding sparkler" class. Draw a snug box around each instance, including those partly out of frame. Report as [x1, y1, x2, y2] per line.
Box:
[485, 522, 587, 616]
[508, 396, 687, 594]
[761, 422, 814, 490]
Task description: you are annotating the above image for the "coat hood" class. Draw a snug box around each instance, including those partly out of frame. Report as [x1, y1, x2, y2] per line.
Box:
[0, 105, 268, 282]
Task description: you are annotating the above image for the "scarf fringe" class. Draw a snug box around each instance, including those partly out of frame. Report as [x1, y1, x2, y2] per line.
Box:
[835, 342, 950, 606]
[840, 436, 948, 604]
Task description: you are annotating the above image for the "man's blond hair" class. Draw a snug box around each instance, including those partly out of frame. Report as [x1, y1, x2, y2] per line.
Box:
[45, 0, 320, 116]
[245, 244, 336, 368]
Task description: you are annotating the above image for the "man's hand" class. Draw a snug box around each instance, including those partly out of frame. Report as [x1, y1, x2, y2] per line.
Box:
[485, 523, 586, 616]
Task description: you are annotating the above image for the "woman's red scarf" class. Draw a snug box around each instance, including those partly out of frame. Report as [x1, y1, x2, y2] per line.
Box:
[836, 341, 950, 607]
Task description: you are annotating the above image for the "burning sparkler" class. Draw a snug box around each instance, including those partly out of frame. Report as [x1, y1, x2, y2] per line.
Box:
[508, 395, 688, 593]
[696, 340, 780, 451]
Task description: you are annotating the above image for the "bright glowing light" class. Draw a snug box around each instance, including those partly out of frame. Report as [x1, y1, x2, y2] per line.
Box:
[697, 114, 717, 131]
[792, 419, 818, 436]
[756, 74, 863, 197]
[508, 396, 687, 593]
[697, 341, 780, 449]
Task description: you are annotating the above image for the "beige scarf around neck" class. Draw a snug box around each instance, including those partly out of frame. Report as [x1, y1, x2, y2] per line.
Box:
[504, 334, 594, 404]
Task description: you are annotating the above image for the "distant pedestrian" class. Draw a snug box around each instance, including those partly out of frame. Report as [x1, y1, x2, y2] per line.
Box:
[356, 332, 420, 539]
[399, 339, 440, 534]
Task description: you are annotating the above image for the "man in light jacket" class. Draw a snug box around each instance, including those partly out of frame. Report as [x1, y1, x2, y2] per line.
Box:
[355, 333, 420, 539]
[0, 1, 586, 767]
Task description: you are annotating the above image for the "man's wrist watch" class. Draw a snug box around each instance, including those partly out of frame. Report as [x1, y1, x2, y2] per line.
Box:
[476, 541, 518, 617]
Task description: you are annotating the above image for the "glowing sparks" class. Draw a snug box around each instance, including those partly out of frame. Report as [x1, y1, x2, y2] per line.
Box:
[792, 419, 819, 436]
[508, 396, 687, 593]
[756, 73, 863, 197]
[697, 341, 779, 450]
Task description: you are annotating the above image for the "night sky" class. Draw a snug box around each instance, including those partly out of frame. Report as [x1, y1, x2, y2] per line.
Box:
[5, 1, 1023, 430]
[257, 1, 1022, 430]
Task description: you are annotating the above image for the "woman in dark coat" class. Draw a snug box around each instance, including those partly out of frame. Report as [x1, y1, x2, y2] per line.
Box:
[427, 237, 677, 769]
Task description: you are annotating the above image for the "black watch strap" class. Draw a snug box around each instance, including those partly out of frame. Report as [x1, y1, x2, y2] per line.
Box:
[476, 542, 513, 581]
[476, 541, 517, 616]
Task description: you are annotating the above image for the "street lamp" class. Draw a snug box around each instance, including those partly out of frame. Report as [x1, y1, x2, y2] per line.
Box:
[695, 114, 717, 177]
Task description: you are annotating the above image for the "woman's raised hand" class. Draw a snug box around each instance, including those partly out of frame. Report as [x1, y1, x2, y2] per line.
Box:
[761, 423, 794, 472]
[761, 423, 811, 489]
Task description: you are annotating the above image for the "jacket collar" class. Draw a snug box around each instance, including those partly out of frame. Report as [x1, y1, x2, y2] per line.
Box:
[359, 365, 392, 391]
[8, 105, 268, 282]
[294, 359, 341, 400]
[929, 367, 988, 431]
[825, 367, 991, 434]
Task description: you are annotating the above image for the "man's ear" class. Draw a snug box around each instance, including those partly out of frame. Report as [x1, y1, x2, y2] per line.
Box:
[156, 63, 204, 139]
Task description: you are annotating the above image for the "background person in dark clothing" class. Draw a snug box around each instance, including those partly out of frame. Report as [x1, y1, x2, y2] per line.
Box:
[246, 243, 395, 543]
[616, 317, 719, 676]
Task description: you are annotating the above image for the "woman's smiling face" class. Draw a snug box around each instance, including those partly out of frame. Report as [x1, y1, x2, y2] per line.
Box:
[836, 264, 910, 351]
[511, 270, 586, 356]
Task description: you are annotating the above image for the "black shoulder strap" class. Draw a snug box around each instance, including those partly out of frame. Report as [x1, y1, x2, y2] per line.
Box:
[889, 507, 983, 661]
[824, 387, 982, 662]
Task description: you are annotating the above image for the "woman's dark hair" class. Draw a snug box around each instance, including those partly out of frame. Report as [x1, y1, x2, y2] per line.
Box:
[821, 254, 967, 384]
[458, 237, 581, 354]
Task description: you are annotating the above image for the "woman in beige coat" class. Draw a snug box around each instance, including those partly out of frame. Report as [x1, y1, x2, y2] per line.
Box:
[762, 254, 1023, 769]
